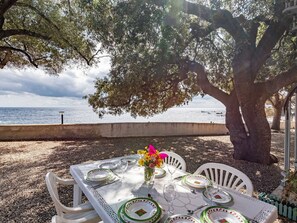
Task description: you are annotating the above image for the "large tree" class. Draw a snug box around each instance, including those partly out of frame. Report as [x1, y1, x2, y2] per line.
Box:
[0, 0, 98, 73]
[86, 0, 297, 164]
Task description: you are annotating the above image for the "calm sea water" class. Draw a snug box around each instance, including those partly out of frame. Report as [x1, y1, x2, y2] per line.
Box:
[0, 107, 226, 125]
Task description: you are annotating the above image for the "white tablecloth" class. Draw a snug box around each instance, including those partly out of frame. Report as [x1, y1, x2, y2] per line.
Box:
[70, 156, 278, 223]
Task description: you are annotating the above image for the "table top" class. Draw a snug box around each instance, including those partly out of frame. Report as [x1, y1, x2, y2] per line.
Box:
[70, 156, 278, 223]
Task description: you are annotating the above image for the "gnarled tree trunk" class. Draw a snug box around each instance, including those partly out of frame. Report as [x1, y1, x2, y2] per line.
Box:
[225, 93, 272, 164]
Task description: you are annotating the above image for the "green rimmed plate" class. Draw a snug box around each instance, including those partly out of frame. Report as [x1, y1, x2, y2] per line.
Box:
[200, 206, 248, 223]
[118, 200, 162, 223]
[85, 169, 113, 182]
[154, 168, 166, 178]
[202, 187, 233, 204]
[123, 197, 161, 222]
[183, 175, 211, 189]
[165, 214, 199, 223]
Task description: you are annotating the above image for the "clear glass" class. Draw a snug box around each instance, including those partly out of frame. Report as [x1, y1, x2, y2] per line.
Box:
[117, 160, 128, 180]
[163, 183, 176, 215]
[166, 164, 177, 180]
[205, 181, 219, 205]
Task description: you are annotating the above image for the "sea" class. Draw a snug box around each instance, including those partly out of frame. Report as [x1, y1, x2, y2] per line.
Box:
[0, 107, 226, 125]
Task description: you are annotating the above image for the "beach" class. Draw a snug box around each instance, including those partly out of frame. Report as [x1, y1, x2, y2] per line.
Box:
[0, 132, 294, 222]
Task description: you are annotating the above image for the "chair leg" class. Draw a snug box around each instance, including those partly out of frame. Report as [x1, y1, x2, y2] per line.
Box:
[73, 184, 82, 207]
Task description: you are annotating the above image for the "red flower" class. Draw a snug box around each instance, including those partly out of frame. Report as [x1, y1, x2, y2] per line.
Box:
[159, 153, 168, 160]
[148, 144, 157, 155]
[149, 163, 155, 168]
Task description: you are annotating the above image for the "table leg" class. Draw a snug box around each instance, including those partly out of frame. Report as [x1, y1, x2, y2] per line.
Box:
[73, 184, 82, 207]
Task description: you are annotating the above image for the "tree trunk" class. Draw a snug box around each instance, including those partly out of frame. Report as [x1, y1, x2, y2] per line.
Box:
[270, 94, 284, 131]
[225, 94, 273, 164]
[271, 104, 282, 130]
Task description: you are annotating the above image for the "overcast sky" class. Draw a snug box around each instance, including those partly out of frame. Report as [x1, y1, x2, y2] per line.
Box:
[0, 57, 224, 109]
[0, 57, 110, 107]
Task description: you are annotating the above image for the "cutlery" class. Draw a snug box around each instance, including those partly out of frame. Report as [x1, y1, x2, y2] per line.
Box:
[92, 179, 120, 189]
[178, 184, 197, 194]
[187, 203, 208, 215]
[173, 175, 187, 181]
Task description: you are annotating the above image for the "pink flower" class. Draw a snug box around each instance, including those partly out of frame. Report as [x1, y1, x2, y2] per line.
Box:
[148, 144, 157, 155]
[159, 153, 168, 160]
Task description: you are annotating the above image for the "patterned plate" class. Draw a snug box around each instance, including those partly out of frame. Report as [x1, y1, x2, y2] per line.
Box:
[118, 203, 162, 223]
[202, 187, 233, 204]
[121, 157, 138, 165]
[98, 161, 119, 170]
[123, 198, 161, 222]
[154, 168, 166, 178]
[183, 175, 211, 189]
[201, 206, 248, 223]
[165, 214, 199, 223]
[85, 169, 112, 182]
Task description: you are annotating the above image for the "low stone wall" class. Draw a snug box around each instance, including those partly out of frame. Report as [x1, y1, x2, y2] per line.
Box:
[0, 122, 229, 141]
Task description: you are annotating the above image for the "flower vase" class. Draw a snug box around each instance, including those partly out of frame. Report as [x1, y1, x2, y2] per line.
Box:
[144, 166, 155, 185]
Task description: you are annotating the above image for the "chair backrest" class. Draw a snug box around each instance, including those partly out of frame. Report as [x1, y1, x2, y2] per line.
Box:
[194, 163, 254, 196]
[162, 151, 186, 171]
[45, 172, 70, 216]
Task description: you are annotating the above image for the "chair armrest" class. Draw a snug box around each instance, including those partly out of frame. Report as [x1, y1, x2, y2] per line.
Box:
[56, 176, 76, 186]
[61, 201, 94, 214]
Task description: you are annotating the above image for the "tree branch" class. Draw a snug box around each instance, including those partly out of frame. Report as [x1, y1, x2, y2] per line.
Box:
[0, 45, 38, 67]
[0, 0, 18, 16]
[187, 60, 229, 105]
[0, 29, 50, 40]
[253, 20, 289, 75]
[182, 0, 248, 44]
[15, 2, 95, 65]
[263, 65, 297, 98]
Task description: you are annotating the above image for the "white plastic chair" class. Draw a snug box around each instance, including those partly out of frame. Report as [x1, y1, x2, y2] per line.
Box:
[162, 151, 186, 171]
[46, 172, 101, 223]
[52, 215, 102, 223]
[194, 163, 254, 196]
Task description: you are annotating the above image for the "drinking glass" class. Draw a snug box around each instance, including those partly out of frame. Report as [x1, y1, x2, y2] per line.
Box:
[166, 164, 177, 180]
[163, 183, 176, 215]
[205, 181, 219, 205]
[117, 160, 128, 180]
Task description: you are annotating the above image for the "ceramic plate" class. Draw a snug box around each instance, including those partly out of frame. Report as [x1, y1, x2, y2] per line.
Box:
[201, 206, 248, 223]
[85, 169, 112, 182]
[202, 188, 233, 204]
[123, 198, 161, 222]
[118, 203, 162, 223]
[154, 168, 166, 178]
[165, 214, 199, 223]
[98, 161, 119, 170]
[183, 175, 211, 189]
[121, 157, 138, 165]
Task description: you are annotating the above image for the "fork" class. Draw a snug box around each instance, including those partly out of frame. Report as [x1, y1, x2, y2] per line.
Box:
[187, 203, 208, 215]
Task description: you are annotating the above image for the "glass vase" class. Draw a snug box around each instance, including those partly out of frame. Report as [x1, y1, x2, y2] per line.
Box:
[144, 166, 155, 185]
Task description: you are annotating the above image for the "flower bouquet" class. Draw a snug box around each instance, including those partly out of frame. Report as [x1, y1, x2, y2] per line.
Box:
[137, 145, 168, 184]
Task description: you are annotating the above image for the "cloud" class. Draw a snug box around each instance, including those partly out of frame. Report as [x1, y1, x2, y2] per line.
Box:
[0, 57, 111, 99]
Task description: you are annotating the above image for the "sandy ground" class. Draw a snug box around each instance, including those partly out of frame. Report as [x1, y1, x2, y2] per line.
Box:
[0, 132, 295, 223]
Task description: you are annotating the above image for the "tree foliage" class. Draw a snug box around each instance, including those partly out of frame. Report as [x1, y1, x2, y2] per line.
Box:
[0, 0, 98, 73]
[85, 0, 297, 164]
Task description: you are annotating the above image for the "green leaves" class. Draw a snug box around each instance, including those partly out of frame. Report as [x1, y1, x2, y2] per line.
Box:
[0, 0, 98, 73]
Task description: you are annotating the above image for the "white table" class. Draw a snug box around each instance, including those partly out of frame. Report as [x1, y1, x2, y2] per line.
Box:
[70, 156, 278, 223]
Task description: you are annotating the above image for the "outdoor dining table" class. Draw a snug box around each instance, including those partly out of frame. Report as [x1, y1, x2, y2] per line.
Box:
[70, 155, 278, 223]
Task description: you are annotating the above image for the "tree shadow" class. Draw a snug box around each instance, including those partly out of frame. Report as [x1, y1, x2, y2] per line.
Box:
[0, 135, 292, 222]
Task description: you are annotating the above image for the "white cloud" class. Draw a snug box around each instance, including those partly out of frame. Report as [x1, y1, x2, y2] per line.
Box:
[0, 57, 111, 107]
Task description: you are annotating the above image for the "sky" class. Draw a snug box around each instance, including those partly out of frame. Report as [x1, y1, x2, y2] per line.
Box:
[0, 57, 224, 109]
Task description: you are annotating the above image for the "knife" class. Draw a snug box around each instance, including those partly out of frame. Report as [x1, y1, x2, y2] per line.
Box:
[92, 178, 120, 189]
